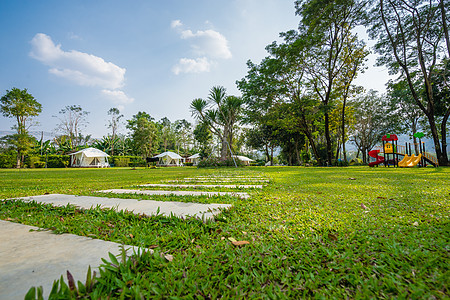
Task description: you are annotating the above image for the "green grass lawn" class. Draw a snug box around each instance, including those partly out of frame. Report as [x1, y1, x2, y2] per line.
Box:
[1, 166, 449, 298]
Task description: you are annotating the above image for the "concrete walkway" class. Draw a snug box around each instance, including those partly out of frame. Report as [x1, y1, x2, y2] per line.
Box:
[16, 194, 232, 219]
[0, 220, 141, 300]
[99, 189, 250, 199]
[169, 179, 270, 183]
[138, 184, 263, 189]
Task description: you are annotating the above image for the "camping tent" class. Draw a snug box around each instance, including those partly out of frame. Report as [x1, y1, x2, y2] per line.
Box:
[154, 151, 183, 166]
[187, 153, 201, 166]
[233, 155, 255, 166]
[69, 147, 110, 168]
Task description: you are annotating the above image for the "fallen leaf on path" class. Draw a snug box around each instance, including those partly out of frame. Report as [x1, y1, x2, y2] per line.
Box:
[232, 241, 250, 246]
[164, 254, 173, 262]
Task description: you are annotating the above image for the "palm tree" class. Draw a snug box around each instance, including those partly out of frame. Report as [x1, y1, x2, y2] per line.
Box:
[190, 86, 243, 159]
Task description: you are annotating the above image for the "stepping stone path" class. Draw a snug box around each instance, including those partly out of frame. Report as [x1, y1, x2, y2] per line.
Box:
[16, 194, 231, 219]
[138, 184, 263, 189]
[98, 189, 250, 199]
[0, 220, 140, 300]
[167, 175, 270, 184]
[1, 173, 267, 298]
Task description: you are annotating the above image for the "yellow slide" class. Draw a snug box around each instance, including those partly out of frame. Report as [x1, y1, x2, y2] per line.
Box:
[399, 154, 422, 167]
[398, 154, 409, 167]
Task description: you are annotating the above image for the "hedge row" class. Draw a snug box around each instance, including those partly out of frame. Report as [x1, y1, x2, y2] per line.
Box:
[0, 154, 146, 168]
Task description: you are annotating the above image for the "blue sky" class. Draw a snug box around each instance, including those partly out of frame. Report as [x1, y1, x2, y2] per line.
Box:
[0, 0, 391, 139]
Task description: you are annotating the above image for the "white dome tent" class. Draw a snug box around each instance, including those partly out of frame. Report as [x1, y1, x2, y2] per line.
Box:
[69, 147, 110, 168]
[187, 153, 201, 166]
[154, 151, 183, 167]
[232, 155, 255, 166]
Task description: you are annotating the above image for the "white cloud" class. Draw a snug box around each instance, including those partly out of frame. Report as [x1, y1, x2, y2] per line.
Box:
[171, 20, 182, 28]
[172, 57, 212, 75]
[30, 33, 126, 90]
[171, 20, 231, 74]
[180, 29, 232, 59]
[101, 89, 134, 105]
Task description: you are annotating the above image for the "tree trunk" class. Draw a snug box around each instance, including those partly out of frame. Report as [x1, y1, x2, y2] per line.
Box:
[426, 113, 447, 165]
[220, 136, 228, 160]
[295, 140, 301, 165]
[304, 130, 321, 165]
[412, 136, 419, 155]
[440, 107, 450, 164]
[341, 97, 347, 162]
[362, 148, 367, 164]
[411, 120, 419, 155]
[336, 141, 340, 162]
[270, 146, 274, 166]
[440, 0, 450, 58]
[16, 153, 21, 169]
[301, 115, 322, 165]
[324, 112, 332, 165]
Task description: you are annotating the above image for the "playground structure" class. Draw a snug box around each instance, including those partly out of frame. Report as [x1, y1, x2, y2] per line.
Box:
[368, 133, 439, 167]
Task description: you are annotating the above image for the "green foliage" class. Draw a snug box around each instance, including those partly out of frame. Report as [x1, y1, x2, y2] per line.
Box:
[193, 121, 212, 158]
[0, 152, 16, 168]
[46, 155, 70, 168]
[368, 0, 450, 166]
[191, 86, 243, 160]
[127, 112, 159, 157]
[1, 167, 449, 298]
[24, 156, 45, 168]
[0, 88, 42, 168]
[109, 156, 145, 167]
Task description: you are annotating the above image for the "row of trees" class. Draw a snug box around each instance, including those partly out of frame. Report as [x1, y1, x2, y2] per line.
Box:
[233, 0, 449, 166]
[0, 88, 237, 168]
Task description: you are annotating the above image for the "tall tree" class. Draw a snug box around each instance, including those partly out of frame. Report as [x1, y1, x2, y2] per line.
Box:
[368, 0, 450, 165]
[335, 35, 368, 162]
[158, 117, 177, 152]
[238, 41, 324, 164]
[107, 107, 123, 156]
[126, 112, 159, 157]
[174, 119, 193, 155]
[193, 121, 212, 158]
[0, 88, 42, 168]
[294, 0, 368, 165]
[190, 86, 243, 159]
[55, 105, 89, 150]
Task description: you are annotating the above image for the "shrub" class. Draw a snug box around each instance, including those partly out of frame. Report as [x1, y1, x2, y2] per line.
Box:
[113, 156, 130, 167]
[0, 153, 16, 168]
[46, 155, 70, 168]
[25, 156, 45, 168]
[110, 156, 146, 167]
